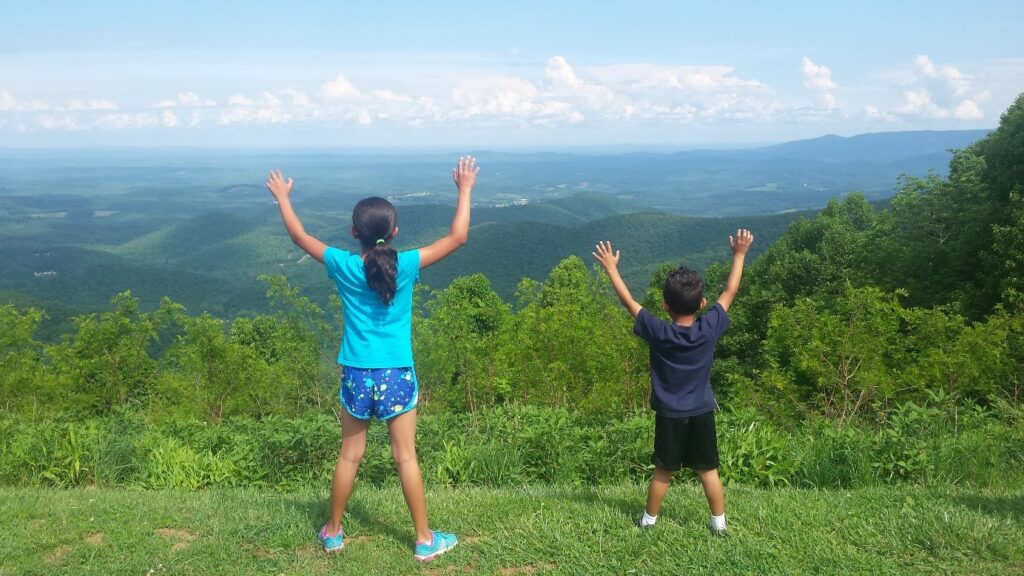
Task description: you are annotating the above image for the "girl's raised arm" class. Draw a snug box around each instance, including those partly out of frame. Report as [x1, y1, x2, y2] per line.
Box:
[266, 170, 328, 263]
[419, 156, 479, 269]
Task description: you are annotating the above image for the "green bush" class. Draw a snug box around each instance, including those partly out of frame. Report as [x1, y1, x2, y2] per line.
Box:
[1, 403, 1022, 490]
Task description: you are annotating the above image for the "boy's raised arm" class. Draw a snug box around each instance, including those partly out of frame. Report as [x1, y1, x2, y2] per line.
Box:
[419, 156, 479, 269]
[716, 228, 754, 312]
[266, 170, 327, 263]
[593, 241, 642, 318]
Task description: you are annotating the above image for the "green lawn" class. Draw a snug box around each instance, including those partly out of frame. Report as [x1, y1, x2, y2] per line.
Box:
[1, 484, 1021, 575]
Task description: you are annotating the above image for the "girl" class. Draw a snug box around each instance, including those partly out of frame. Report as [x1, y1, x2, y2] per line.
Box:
[265, 157, 479, 562]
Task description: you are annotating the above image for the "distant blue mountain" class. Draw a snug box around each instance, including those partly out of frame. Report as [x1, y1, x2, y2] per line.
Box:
[752, 129, 991, 163]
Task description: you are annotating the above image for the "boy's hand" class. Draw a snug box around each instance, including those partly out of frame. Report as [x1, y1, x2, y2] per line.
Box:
[452, 156, 479, 193]
[729, 229, 754, 255]
[266, 170, 293, 201]
[592, 240, 621, 270]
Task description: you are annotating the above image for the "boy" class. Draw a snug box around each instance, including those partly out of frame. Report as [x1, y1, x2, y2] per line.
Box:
[592, 229, 754, 535]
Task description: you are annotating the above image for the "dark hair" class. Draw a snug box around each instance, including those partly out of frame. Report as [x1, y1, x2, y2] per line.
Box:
[662, 265, 704, 315]
[352, 197, 398, 305]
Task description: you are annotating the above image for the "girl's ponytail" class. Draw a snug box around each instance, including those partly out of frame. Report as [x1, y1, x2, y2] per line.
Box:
[364, 241, 398, 305]
[352, 197, 400, 305]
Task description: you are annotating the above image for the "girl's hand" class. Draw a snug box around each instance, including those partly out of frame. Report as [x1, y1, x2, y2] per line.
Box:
[452, 156, 479, 193]
[592, 240, 621, 270]
[266, 170, 294, 201]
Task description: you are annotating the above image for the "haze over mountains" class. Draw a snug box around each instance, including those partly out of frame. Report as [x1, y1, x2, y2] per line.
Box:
[0, 128, 991, 333]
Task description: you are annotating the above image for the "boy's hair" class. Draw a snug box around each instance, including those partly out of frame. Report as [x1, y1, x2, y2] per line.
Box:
[663, 265, 703, 315]
[352, 196, 398, 305]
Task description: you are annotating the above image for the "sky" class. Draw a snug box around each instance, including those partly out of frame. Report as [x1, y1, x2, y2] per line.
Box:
[2, 0, 1023, 148]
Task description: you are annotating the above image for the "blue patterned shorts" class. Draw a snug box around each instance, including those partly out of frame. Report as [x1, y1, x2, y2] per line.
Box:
[340, 366, 419, 421]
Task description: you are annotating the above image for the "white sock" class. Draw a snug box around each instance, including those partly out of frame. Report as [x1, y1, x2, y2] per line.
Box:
[711, 513, 727, 531]
[641, 512, 658, 526]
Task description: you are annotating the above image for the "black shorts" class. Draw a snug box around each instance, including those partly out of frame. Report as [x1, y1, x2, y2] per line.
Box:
[652, 410, 720, 472]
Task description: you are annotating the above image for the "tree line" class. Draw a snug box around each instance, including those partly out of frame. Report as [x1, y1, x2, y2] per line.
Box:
[3, 94, 1023, 425]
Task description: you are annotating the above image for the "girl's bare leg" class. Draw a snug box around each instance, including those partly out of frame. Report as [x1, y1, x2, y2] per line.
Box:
[326, 410, 369, 535]
[386, 409, 432, 542]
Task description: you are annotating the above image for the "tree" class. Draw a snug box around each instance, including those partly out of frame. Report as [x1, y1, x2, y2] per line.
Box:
[161, 313, 277, 421]
[0, 305, 50, 415]
[49, 292, 179, 414]
[762, 285, 904, 424]
[415, 274, 510, 411]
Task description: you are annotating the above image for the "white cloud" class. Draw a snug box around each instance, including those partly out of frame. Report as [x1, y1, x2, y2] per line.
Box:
[802, 57, 837, 91]
[154, 91, 216, 108]
[161, 110, 179, 127]
[593, 63, 765, 92]
[855, 56, 993, 124]
[10, 52, 1004, 139]
[582, 62, 776, 123]
[67, 99, 118, 111]
[0, 90, 16, 111]
[282, 88, 312, 108]
[915, 55, 971, 96]
[953, 99, 983, 120]
[261, 91, 282, 108]
[802, 57, 838, 109]
[887, 56, 987, 121]
[95, 112, 161, 130]
[898, 89, 949, 118]
[217, 92, 293, 125]
[228, 94, 255, 106]
[864, 105, 900, 123]
[321, 74, 362, 100]
[38, 114, 78, 131]
[370, 89, 413, 103]
[450, 75, 580, 125]
[0, 90, 50, 111]
[544, 56, 615, 110]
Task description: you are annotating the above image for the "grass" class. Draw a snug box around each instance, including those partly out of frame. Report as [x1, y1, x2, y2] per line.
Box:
[2, 484, 1022, 575]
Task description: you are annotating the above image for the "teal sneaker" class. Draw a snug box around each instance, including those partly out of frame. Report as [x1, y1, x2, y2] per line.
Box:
[318, 525, 344, 553]
[414, 530, 457, 562]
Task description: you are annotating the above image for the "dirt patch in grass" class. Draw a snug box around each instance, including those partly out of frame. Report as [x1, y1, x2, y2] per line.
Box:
[423, 560, 478, 575]
[461, 535, 485, 544]
[43, 545, 73, 564]
[85, 532, 105, 545]
[154, 528, 197, 551]
[497, 563, 559, 575]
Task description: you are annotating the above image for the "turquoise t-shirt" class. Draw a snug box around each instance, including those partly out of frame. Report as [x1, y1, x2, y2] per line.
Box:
[323, 247, 420, 368]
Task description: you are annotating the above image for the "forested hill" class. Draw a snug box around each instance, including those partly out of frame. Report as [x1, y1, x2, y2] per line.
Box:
[0, 189, 805, 335]
[0, 126, 995, 332]
[418, 209, 804, 300]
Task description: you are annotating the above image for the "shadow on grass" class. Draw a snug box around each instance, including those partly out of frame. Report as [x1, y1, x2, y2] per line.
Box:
[954, 493, 1024, 524]
[559, 486, 640, 522]
[346, 498, 415, 549]
[279, 494, 413, 550]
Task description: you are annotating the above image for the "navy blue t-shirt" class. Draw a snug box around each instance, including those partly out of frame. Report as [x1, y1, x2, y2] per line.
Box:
[633, 304, 730, 417]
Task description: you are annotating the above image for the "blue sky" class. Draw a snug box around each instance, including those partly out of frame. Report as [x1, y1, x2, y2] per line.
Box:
[2, 0, 1023, 147]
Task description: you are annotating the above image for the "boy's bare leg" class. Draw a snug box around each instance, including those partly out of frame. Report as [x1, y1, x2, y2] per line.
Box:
[696, 468, 725, 516]
[326, 410, 369, 535]
[387, 409, 433, 543]
[645, 467, 674, 516]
